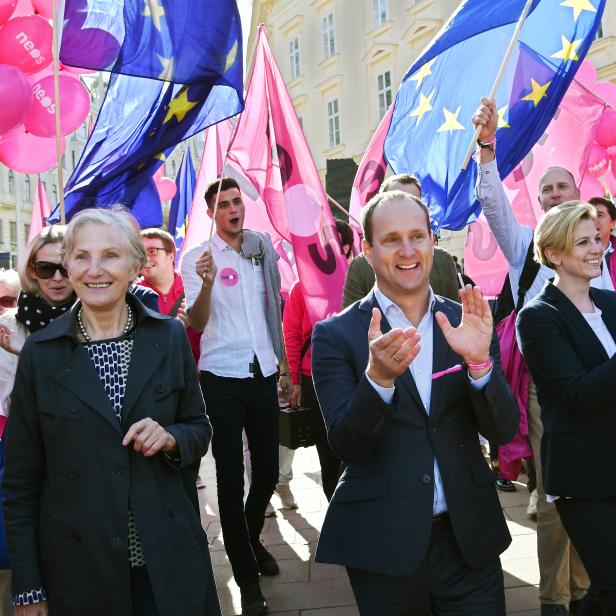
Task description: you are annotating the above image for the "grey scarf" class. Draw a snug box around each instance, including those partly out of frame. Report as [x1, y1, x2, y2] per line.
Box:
[241, 229, 286, 363]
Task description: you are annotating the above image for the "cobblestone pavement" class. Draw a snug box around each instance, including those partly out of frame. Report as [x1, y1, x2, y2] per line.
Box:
[198, 447, 540, 616]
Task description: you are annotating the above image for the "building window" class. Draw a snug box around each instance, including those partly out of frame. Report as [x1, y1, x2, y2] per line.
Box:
[9, 221, 17, 245]
[596, 21, 604, 39]
[72, 150, 76, 169]
[171, 160, 176, 177]
[298, 116, 304, 129]
[327, 98, 340, 148]
[8, 171, 15, 195]
[322, 13, 336, 59]
[372, 0, 387, 27]
[52, 184, 58, 205]
[289, 37, 301, 80]
[24, 224, 30, 241]
[377, 70, 393, 119]
[24, 176, 31, 201]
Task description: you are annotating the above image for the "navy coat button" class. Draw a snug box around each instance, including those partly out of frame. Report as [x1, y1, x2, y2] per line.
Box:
[421, 474, 432, 484]
[69, 403, 79, 413]
[67, 470, 79, 480]
[155, 384, 165, 393]
[70, 531, 81, 543]
[168, 508, 176, 518]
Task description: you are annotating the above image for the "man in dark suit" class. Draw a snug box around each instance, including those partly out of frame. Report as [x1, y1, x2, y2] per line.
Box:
[311, 190, 519, 614]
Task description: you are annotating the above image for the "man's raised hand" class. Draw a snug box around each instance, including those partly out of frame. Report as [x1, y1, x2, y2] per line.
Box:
[366, 308, 421, 388]
[471, 97, 498, 144]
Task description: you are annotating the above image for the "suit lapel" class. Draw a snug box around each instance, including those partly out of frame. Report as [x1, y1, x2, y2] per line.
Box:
[121, 326, 170, 424]
[51, 345, 122, 435]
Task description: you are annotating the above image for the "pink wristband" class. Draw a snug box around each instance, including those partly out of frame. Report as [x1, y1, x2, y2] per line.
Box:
[466, 357, 492, 371]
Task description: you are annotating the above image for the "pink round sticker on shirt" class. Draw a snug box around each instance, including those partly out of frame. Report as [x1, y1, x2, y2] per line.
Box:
[220, 267, 240, 287]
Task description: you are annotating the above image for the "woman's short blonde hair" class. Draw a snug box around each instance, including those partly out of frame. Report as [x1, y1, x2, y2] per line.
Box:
[18, 225, 67, 294]
[534, 201, 596, 269]
[62, 207, 147, 272]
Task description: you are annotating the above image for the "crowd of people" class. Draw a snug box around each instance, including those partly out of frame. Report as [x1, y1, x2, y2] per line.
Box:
[0, 97, 612, 616]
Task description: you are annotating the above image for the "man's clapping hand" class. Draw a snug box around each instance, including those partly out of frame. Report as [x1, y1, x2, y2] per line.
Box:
[366, 308, 421, 388]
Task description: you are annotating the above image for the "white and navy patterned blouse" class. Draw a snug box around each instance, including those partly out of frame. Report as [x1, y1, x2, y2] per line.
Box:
[13, 330, 145, 607]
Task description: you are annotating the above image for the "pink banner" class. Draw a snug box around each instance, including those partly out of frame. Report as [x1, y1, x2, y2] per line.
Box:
[349, 105, 393, 235]
[227, 26, 347, 323]
[28, 177, 50, 244]
[465, 77, 606, 296]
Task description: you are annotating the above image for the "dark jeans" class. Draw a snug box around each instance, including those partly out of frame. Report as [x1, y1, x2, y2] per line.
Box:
[200, 371, 279, 587]
[300, 373, 341, 501]
[347, 520, 505, 615]
[130, 566, 159, 616]
[556, 496, 616, 615]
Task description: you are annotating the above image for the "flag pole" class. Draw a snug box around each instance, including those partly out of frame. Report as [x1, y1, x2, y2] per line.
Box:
[461, 0, 535, 171]
[51, 0, 66, 223]
[326, 193, 361, 227]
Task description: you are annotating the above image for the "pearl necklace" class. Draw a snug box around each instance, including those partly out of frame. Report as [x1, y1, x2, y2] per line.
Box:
[77, 303, 133, 343]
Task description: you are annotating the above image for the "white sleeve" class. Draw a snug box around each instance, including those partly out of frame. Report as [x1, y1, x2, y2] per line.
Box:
[475, 159, 533, 268]
[179, 243, 206, 311]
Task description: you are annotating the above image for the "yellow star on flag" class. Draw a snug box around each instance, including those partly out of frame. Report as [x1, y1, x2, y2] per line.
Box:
[437, 106, 465, 134]
[143, 0, 165, 31]
[225, 41, 238, 73]
[497, 105, 510, 129]
[176, 220, 187, 239]
[560, 0, 597, 21]
[410, 59, 435, 90]
[164, 88, 198, 124]
[410, 90, 436, 124]
[157, 55, 174, 80]
[521, 79, 551, 107]
[551, 35, 582, 62]
[154, 152, 167, 161]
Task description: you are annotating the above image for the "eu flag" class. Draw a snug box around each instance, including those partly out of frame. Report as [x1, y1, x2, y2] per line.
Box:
[168, 149, 196, 261]
[50, 0, 243, 225]
[384, 0, 605, 231]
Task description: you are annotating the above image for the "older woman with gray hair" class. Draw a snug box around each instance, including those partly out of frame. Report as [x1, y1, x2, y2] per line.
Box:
[3, 208, 219, 616]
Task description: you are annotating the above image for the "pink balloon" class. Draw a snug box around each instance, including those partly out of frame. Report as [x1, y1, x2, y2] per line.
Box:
[25, 72, 90, 137]
[0, 129, 65, 173]
[0, 0, 17, 28]
[31, 0, 58, 19]
[156, 177, 177, 202]
[153, 165, 164, 180]
[597, 109, 616, 150]
[579, 173, 603, 200]
[0, 63, 32, 135]
[587, 142, 609, 178]
[0, 15, 52, 74]
[574, 60, 597, 88]
[10, 0, 32, 17]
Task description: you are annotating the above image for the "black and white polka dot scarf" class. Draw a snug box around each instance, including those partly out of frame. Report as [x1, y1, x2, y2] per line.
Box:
[15, 290, 76, 333]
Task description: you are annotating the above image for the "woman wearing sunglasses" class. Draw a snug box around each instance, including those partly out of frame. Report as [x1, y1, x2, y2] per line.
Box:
[3, 208, 217, 616]
[0, 226, 75, 359]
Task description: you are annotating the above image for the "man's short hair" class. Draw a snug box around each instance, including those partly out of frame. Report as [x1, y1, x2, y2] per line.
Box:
[379, 173, 422, 197]
[335, 219, 353, 248]
[588, 196, 616, 221]
[204, 177, 241, 209]
[141, 228, 176, 254]
[534, 201, 594, 269]
[362, 190, 431, 245]
[538, 166, 577, 190]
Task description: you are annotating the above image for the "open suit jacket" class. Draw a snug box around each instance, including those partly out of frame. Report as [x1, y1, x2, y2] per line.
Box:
[2, 294, 220, 616]
[311, 290, 519, 577]
[516, 281, 616, 498]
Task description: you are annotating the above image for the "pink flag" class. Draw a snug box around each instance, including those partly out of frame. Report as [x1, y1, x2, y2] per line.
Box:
[227, 26, 347, 323]
[28, 178, 50, 244]
[464, 78, 605, 295]
[349, 105, 393, 234]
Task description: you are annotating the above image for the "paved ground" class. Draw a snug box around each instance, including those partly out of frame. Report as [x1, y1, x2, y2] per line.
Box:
[198, 447, 541, 616]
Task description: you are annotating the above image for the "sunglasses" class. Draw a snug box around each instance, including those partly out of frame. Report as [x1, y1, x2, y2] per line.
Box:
[0, 296, 17, 308]
[32, 261, 69, 279]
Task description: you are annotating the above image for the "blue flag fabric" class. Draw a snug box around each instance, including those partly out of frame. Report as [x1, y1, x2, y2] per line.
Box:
[50, 0, 243, 225]
[60, 0, 242, 85]
[384, 0, 605, 231]
[168, 149, 196, 261]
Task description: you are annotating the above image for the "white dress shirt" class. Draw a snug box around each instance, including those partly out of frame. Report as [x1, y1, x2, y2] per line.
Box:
[366, 286, 492, 515]
[476, 159, 606, 306]
[600, 243, 615, 292]
[181, 233, 278, 378]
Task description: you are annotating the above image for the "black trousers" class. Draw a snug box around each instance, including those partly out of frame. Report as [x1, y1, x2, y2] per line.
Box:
[200, 371, 279, 587]
[346, 518, 505, 615]
[556, 496, 616, 615]
[130, 566, 159, 616]
[300, 373, 341, 501]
